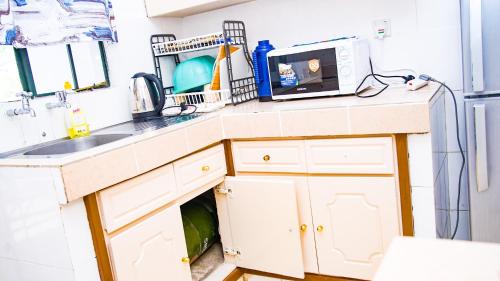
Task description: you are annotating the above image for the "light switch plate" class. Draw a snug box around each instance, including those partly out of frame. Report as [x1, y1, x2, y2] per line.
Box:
[372, 19, 392, 39]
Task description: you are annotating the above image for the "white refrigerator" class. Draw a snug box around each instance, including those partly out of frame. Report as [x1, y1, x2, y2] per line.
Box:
[462, 0, 500, 243]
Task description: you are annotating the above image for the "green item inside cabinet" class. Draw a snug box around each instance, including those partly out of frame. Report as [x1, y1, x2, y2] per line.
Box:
[181, 191, 219, 263]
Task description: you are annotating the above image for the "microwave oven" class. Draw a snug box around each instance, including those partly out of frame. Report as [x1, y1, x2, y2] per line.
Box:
[266, 38, 371, 100]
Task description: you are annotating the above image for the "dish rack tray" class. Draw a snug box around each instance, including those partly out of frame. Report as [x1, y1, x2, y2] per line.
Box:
[166, 90, 231, 113]
[152, 32, 228, 56]
[150, 20, 257, 106]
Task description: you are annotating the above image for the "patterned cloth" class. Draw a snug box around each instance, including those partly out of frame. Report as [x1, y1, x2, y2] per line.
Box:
[0, 0, 116, 47]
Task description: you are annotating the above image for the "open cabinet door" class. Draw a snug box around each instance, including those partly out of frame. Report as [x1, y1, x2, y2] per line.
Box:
[220, 176, 305, 279]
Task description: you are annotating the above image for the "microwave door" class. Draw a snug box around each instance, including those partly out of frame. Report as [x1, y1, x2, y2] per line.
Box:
[268, 48, 339, 97]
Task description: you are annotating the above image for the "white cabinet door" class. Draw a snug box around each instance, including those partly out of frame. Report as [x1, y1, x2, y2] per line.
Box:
[228, 176, 318, 273]
[108, 205, 191, 281]
[309, 177, 401, 280]
[287, 177, 318, 274]
[219, 177, 305, 279]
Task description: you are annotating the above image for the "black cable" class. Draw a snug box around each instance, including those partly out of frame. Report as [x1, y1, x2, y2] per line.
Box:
[375, 74, 415, 83]
[355, 80, 389, 98]
[355, 59, 414, 98]
[420, 74, 466, 240]
[355, 59, 388, 98]
[162, 103, 198, 117]
[370, 59, 388, 86]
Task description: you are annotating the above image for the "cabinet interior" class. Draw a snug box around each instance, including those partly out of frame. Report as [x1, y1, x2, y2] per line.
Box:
[181, 189, 224, 281]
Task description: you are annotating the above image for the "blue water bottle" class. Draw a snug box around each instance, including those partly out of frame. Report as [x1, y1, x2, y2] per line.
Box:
[252, 40, 275, 102]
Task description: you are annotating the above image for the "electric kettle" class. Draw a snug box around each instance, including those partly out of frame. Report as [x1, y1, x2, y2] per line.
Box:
[129, 73, 165, 120]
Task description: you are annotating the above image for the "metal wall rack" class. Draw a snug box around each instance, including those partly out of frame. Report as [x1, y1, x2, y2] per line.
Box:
[150, 20, 258, 105]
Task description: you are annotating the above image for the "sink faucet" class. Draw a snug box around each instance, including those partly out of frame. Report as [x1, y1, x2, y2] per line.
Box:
[46, 90, 71, 109]
[6, 92, 36, 117]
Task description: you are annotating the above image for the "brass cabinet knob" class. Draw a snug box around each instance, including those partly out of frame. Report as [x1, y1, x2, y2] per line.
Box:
[317, 225, 324, 232]
[300, 224, 308, 232]
[181, 257, 190, 263]
[263, 155, 271, 162]
[201, 165, 210, 172]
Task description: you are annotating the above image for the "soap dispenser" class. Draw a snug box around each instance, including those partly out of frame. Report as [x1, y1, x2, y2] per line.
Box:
[64, 82, 90, 139]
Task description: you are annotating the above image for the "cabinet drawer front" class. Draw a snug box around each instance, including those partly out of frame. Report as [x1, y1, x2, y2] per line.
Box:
[232, 141, 307, 173]
[305, 137, 395, 174]
[174, 144, 227, 195]
[98, 164, 177, 233]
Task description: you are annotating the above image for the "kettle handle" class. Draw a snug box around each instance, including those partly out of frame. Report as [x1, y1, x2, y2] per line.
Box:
[144, 74, 165, 115]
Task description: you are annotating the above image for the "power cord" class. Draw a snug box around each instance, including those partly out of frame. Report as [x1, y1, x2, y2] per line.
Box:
[163, 102, 198, 117]
[355, 59, 415, 98]
[374, 66, 418, 77]
[356, 66, 464, 239]
[420, 74, 466, 240]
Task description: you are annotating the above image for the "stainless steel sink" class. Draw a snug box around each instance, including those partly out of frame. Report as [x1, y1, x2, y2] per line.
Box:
[0, 114, 201, 159]
[23, 134, 133, 156]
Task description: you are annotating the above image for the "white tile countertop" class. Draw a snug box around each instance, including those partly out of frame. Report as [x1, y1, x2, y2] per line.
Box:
[220, 83, 440, 138]
[0, 83, 441, 169]
[0, 83, 442, 202]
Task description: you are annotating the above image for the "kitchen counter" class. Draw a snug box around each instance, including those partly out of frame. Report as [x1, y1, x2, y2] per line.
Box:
[374, 237, 500, 281]
[0, 83, 442, 202]
[219, 83, 439, 138]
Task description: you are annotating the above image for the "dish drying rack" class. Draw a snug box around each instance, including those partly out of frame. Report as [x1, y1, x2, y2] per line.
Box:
[150, 20, 257, 109]
[168, 90, 231, 113]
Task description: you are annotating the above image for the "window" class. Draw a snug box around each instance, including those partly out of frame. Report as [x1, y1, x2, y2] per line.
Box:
[0, 42, 109, 102]
[0, 46, 24, 102]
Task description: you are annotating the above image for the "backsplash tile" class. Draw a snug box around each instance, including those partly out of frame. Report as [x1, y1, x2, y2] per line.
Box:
[449, 210, 471, 241]
[408, 134, 434, 187]
[447, 152, 470, 211]
[434, 157, 450, 211]
[435, 209, 451, 239]
[412, 186, 437, 238]
[0, 89, 132, 154]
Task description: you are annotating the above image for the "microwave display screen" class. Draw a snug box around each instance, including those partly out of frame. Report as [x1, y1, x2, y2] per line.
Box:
[278, 60, 323, 87]
[268, 48, 339, 96]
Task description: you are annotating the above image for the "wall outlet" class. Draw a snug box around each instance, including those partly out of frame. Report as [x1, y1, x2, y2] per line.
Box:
[372, 19, 392, 39]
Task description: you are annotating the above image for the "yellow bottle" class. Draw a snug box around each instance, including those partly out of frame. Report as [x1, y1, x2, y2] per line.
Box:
[64, 82, 91, 139]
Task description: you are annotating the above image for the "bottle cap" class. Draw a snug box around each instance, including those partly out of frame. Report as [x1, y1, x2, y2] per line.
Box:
[64, 81, 73, 90]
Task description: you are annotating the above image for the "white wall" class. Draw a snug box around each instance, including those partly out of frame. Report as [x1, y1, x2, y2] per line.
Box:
[180, 0, 463, 90]
[179, 0, 465, 240]
[174, 1, 470, 238]
[0, 0, 181, 153]
[0, 167, 98, 281]
[0, 0, 464, 155]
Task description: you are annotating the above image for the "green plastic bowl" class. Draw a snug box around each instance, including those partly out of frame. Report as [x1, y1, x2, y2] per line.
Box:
[173, 55, 216, 94]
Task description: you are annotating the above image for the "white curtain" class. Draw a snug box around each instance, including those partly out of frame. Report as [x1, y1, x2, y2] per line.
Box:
[0, 0, 116, 47]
